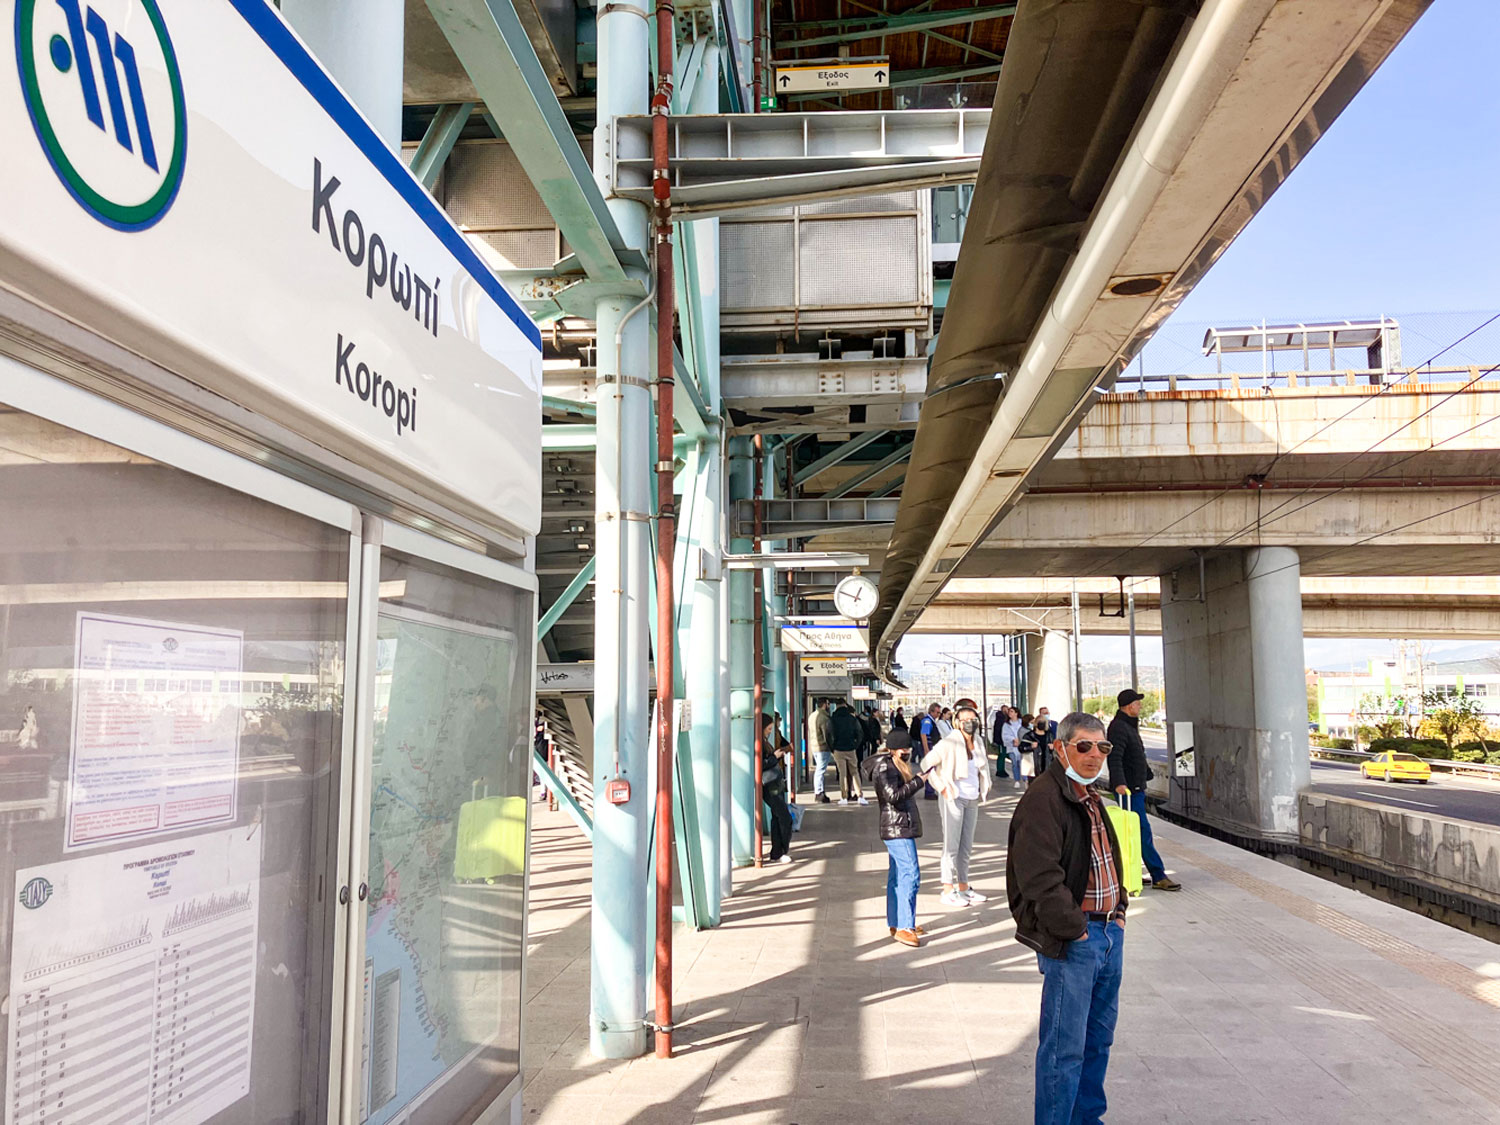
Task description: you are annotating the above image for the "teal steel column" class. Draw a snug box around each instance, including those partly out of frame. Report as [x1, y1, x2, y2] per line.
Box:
[681, 435, 722, 924]
[680, 40, 724, 923]
[280, 0, 404, 149]
[589, 0, 653, 1061]
[764, 444, 788, 724]
[728, 437, 756, 866]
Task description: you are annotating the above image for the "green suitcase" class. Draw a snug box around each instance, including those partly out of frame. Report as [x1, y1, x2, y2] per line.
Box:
[454, 785, 527, 883]
[1105, 796, 1144, 896]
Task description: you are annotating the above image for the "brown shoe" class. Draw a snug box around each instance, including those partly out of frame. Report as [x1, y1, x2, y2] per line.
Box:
[889, 925, 927, 937]
[893, 929, 921, 948]
[1152, 877, 1183, 891]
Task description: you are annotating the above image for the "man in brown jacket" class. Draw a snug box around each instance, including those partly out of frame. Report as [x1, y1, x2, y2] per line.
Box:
[1006, 712, 1127, 1125]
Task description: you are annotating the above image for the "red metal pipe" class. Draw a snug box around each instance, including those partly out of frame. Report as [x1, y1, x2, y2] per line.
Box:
[752, 435, 765, 867]
[651, 0, 676, 1061]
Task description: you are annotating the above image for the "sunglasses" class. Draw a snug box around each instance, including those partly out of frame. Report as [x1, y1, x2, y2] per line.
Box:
[1067, 740, 1112, 755]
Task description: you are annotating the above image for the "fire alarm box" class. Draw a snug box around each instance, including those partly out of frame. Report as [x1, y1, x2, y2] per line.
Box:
[605, 778, 631, 805]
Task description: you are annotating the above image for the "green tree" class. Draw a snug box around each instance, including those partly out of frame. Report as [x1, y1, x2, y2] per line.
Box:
[1419, 689, 1487, 750]
[1306, 682, 1321, 731]
[1352, 692, 1407, 744]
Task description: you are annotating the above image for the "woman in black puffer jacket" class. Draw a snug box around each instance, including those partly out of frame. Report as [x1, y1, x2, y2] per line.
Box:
[862, 729, 935, 947]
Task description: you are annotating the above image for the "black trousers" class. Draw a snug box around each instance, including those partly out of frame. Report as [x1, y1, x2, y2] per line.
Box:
[765, 791, 793, 860]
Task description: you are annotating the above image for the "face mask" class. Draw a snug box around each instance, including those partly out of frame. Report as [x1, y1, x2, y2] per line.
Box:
[1064, 763, 1094, 786]
[961, 720, 978, 735]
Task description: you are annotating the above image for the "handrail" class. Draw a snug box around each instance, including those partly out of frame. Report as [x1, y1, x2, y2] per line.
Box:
[1110, 363, 1500, 393]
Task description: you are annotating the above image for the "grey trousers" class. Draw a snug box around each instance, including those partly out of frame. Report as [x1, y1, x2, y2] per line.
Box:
[938, 794, 978, 886]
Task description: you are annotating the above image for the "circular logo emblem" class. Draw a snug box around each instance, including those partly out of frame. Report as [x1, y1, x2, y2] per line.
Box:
[19, 877, 52, 910]
[15, 0, 187, 230]
[161, 637, 178, 652]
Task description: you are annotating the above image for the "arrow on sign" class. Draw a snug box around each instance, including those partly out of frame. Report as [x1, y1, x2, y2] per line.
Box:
[875, 69, 887, 81]
[780, 74, 791, 87]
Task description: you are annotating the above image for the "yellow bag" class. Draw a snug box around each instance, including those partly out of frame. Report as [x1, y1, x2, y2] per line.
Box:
[1105, 796, 1144, 896]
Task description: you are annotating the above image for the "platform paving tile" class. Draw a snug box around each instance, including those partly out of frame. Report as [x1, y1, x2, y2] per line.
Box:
[520, 794, 1500, 1123]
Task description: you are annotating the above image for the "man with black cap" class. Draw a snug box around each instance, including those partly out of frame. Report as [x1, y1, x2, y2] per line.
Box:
[1107, 689, 1181, 891]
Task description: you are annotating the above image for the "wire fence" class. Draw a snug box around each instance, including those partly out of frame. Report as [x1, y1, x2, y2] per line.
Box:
[1114, 309, 1500, 391]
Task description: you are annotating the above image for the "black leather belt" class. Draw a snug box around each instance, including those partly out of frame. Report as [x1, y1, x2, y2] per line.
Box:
[1084, 912, 1114, 922]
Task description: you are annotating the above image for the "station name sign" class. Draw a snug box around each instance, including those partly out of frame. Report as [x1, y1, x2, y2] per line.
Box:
[2, 0, 542, 536]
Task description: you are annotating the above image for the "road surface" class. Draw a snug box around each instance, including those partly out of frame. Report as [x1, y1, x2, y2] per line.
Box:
[1138, 727, 1500, 829]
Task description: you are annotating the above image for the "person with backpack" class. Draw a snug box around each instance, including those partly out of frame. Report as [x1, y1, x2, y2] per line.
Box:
[916, 702, 943, 799]
[759, 714, 793, 864]
[863, 729, 935, 947]
[829, 702, 868, 804]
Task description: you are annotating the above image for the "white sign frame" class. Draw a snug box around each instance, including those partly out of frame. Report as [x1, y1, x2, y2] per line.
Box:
[774, 60, 891, 94]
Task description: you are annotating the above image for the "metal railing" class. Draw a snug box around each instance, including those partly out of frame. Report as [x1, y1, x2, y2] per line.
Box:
[1110, 363, 1500, 395]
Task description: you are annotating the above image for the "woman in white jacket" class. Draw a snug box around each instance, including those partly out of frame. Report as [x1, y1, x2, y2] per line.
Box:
[919, 703, 991, 906]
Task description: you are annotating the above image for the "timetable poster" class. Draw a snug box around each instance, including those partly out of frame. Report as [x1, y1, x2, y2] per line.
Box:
[5, 827, 261, 1125]
[67, 613, 243, 850]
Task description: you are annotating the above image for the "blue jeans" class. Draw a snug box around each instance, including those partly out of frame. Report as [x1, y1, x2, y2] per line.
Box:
[883, 838, 920, 930]
[1127, 790, 1167, 882]
[813, 751, 834, 795]
[1035, 919, 1124, 1125]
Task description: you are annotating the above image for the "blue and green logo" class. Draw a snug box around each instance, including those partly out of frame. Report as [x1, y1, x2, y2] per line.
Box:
[16, 0, 187, 230]
[19, 877, 52, 910]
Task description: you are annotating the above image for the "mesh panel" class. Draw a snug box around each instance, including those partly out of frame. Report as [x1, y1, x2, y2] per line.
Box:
[444, 143, 555, 229]
[799, 218, 918, 307]
[474, 230, 558, 270]
[798, 191, 918, 217]
[721, 221, 794, 309]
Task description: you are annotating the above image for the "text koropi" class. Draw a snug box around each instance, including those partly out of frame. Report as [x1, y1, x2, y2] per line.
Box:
[336, 335, 418, 436]
[312, 158, 441, 338]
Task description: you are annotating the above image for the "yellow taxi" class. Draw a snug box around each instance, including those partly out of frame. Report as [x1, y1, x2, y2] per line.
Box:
[1359, 751, 1432, 784]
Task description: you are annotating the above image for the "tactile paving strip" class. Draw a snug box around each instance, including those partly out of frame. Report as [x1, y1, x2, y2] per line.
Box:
[1169, 839, 1500, 1010]
[1163, 840, 1500, 1109]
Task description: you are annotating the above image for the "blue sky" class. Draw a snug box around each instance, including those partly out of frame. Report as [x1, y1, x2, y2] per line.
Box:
[898, 0, 1500, 681]
[1169, 0, 1500, 324]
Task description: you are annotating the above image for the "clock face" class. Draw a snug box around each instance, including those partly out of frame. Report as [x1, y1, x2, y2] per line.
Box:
[834, 576, 879, 621]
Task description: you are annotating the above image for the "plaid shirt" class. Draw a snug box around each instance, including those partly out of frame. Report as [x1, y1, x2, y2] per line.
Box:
[1079, 786, 1124, 918]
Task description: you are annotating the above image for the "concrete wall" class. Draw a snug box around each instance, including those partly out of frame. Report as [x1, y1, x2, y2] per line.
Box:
[1300, 792, 1500, 904]
[1161, 549, 1309, 840]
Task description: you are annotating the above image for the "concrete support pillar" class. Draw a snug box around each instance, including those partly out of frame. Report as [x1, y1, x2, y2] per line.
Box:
[280, 0, 404, 149]
[1161, 548, 1310, 840]
[1025, 632, 1072, 718]
[588, 0, 652, 1060]
[727, 438, 756, 866]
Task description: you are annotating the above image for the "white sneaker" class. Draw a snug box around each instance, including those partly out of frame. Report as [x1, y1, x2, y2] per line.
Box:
[857, 797, 870, 806]
[940, 890, 969, 907]
[961, 889, 988, 904]
[838, 798, 849, 805]
[778, 854, 793, 864]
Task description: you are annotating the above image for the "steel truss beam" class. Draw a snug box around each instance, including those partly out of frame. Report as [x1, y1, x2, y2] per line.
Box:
[410, 102, 474, 189]
[538, 556, 597, 641]
[424, 0, 632, 282]
[778, 4, 1017, 49]
[722, 354, 927, 413]
[822, 444, 911, 500]
[733, 497, 899, 538]
[793, 430, 887, 486]
[609, 109, 987, 217]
